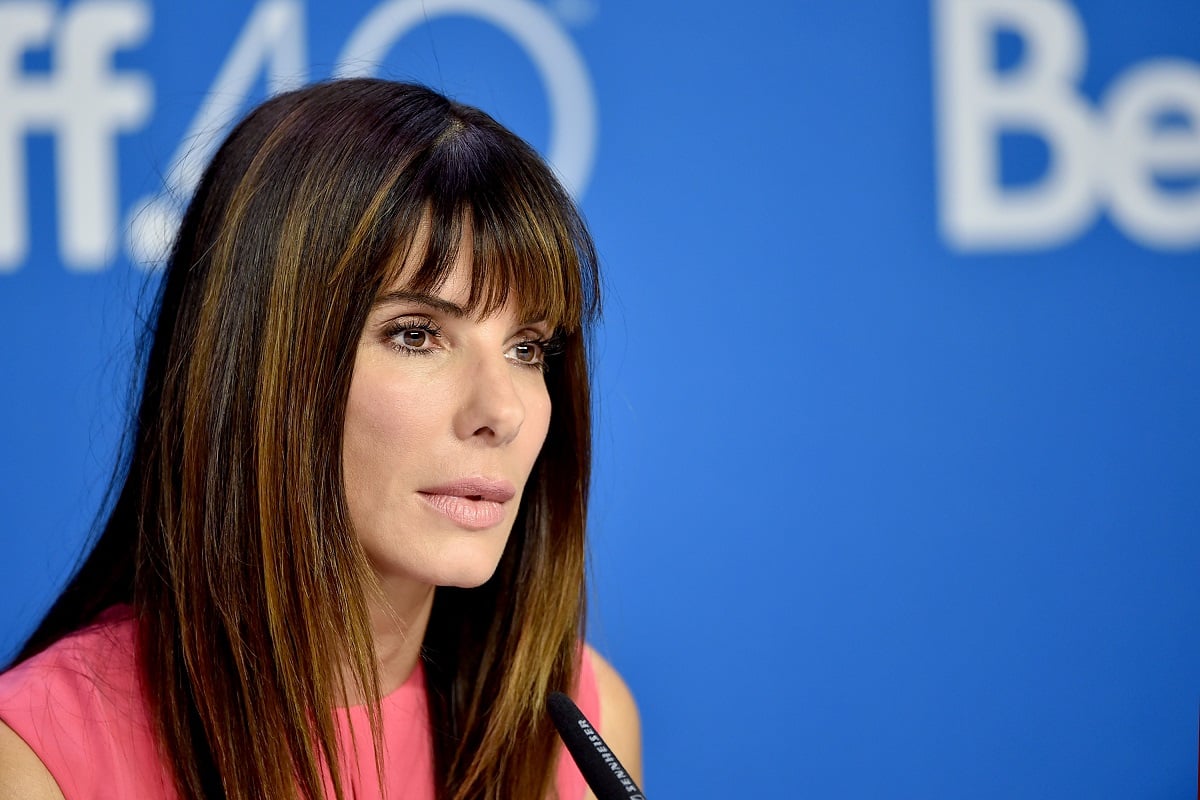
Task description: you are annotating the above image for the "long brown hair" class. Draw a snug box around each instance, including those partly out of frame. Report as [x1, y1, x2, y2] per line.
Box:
[14, 79, 600, 800]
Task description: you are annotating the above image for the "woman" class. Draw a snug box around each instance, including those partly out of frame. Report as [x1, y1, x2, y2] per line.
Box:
[0, 79, 640, 800]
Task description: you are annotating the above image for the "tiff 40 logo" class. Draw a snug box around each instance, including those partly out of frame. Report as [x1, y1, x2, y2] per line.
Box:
[0, 0, 597, 273]
[934, 0, 1200, 251]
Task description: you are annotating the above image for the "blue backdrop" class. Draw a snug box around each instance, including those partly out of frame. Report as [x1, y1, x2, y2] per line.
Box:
[1, 0, 1197, 796]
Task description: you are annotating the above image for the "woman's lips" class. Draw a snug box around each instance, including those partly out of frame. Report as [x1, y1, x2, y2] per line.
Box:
[418, 478, 515, 530]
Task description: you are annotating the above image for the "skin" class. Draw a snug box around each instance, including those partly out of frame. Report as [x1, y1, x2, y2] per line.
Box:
[0, 724, 64, 800]
[346, 237, 555, 695]
[0, 233, 643, 797]
[351, 233, 642, 791]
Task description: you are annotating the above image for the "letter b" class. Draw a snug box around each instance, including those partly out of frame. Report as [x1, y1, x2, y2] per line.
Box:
[934, 0, 1098, 250]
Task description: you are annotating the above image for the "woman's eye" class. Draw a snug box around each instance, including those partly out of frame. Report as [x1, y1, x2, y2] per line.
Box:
[385, 321, 440, 354]
[508, 341, 544, 366]
[400, 329, 428, 348]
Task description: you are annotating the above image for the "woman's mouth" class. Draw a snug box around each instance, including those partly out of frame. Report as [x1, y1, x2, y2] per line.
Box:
[417, 478, 515, 530]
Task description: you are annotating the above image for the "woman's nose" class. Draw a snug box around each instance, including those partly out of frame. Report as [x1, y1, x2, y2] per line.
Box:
[452, 354, 525, 445]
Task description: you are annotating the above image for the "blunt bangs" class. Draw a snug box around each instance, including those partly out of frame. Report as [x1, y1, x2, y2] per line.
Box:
[377, 111, 600, 334]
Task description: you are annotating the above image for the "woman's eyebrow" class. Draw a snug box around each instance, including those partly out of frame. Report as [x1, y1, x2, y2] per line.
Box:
[374, 290, 466, 317]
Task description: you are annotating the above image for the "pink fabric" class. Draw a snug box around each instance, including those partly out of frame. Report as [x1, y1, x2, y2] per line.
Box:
[0, 607, 598, 799]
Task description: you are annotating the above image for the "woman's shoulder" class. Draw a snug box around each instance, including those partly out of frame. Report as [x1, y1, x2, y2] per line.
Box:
[0, 605, 140, 714]
[582, 645, 643, 789]
[0, 605, 141, 726]
[0, 606, 169, 799]
[0, 719, 66, 800]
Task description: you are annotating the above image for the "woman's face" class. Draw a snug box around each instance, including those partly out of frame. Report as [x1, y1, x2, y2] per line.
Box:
[342, 239, 554, 590]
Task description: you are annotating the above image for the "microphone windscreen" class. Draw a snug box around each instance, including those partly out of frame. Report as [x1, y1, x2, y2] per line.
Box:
[547, 691, 646, 800]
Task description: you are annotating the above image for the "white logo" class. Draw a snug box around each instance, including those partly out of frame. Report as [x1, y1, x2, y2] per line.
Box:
[933, 0, 1200, 251]
[335, 0, 596, 199]
[0, 0, 152, 272]
[0, 0, 597, 273]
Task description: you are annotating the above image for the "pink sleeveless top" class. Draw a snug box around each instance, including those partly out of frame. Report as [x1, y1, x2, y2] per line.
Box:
[0, 607, 598, 799]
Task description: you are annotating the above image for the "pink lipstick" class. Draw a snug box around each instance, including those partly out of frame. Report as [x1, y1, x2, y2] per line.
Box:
[418, 478, 515, 531]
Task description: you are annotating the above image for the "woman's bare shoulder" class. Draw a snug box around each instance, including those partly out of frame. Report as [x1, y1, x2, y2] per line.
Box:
[584, 644, 643, 786]
[0, 719, 65, 800]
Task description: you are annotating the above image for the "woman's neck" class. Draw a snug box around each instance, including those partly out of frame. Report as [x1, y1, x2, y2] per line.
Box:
[341, 576, 436, 704]
[373, 576, 436, 690]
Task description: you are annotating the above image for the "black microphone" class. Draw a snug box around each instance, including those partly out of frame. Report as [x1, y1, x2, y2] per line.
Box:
[547, 691, 647, 800]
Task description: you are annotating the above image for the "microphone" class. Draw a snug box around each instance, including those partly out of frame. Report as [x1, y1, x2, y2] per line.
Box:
[547, 691, 647, 800]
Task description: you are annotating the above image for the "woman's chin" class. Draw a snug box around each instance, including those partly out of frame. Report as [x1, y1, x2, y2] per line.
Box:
[423, 559, 501, 590]
[369, 553, 505, 593]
